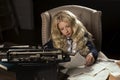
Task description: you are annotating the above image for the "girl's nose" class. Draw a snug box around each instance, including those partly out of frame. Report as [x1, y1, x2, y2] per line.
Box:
[65, 28, 68, 32]
[65, 30, 69, 33]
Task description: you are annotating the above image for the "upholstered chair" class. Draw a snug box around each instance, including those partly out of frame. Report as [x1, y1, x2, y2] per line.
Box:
[41, 5, 102, 51]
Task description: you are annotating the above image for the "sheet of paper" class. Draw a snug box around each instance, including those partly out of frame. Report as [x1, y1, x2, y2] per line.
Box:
[85, 61, 110, 76]
[67, 61, 109, 77]
[68, 73, 94, 80]
[61, 53, 86, 69]
[67, 58, 120, 80]
[94, 69, 110, 80]
[106, 62, 120, 73]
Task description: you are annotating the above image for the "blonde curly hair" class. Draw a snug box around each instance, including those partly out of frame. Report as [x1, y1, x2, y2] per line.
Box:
[51, 10, 93, 55]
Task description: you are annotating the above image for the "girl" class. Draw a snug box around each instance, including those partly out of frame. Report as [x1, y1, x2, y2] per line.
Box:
[50, 10, 98, 66]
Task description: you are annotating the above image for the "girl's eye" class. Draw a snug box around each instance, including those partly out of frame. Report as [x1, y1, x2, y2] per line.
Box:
[66, 25, 71, 28]
[66, 25, 69, 28]
[60, 28, 64, 31]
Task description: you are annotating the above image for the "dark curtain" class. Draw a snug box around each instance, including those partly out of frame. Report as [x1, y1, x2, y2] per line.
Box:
[0, 0, 19, 43]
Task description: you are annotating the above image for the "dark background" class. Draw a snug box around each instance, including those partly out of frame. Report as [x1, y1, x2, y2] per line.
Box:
[0, 0, 120, 59]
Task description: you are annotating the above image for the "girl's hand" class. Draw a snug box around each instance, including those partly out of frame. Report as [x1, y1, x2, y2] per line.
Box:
[85, 53, 95, 66]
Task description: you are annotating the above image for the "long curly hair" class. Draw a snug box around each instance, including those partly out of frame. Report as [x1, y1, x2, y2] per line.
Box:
[51, 10, 93, 55]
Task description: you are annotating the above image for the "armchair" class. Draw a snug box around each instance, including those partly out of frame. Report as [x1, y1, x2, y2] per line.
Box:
[40, 5, 120, 80]
[41, 5, 102, 51]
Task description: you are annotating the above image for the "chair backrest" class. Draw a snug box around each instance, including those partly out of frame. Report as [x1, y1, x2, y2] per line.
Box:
[41, 5, 102, 51]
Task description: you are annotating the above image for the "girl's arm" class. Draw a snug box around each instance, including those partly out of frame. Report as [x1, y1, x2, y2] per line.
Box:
[86, 41, 98, 61]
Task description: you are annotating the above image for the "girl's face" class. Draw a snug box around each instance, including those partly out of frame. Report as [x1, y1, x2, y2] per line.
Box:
[58, 21, 73, 37]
